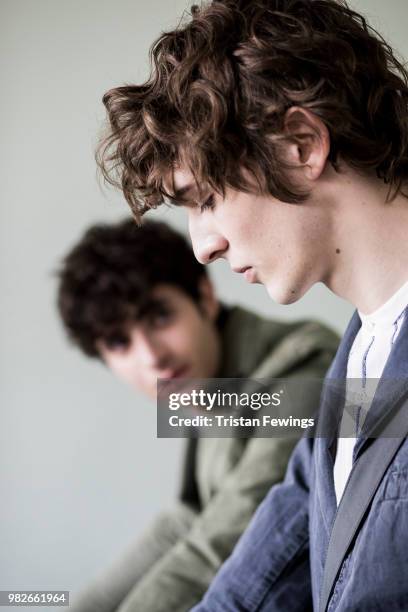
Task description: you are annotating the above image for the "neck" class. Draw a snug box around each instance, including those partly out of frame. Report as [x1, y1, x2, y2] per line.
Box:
[324, 169, 408, 315]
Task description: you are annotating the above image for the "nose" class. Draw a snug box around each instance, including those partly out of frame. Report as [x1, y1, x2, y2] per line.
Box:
[188, 215, 228, 265]
[130, 329, 170, 370]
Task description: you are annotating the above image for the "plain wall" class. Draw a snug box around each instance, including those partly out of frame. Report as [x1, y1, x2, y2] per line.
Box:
[1, 0, 407, 607]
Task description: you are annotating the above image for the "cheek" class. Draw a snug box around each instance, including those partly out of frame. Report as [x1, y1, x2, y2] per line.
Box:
[220, 204, 273, 253]
[218, 209, 249, 242]
[164, 317, 206, 363]
[165, 325, 195, 357]
[105, 355, 144, 388]
[260, 209, 311, 267]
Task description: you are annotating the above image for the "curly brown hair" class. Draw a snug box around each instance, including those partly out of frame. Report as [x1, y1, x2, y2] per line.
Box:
[57, 219, 206, 357]
[97, 0, 408, 220]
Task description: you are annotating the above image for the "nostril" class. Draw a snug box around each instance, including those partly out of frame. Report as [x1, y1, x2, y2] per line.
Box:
[193, 236, 228, 265]
[208, 250, 220, 263]
[208, 242, 228, 263]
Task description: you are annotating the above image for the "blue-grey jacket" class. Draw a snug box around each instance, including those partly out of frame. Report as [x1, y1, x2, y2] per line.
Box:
[192, 311, 408, 611]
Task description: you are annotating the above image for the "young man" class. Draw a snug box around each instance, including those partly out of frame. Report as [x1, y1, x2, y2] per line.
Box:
[96, 0, 408, 609]
[58, 218, 337, 612]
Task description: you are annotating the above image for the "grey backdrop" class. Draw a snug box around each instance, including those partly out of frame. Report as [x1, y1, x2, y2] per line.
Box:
[1, 0, 407, 608]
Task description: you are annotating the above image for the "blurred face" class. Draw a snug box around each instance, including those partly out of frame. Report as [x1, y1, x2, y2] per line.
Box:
[97, 282, 220, 398]
[173, 167, 332, 305]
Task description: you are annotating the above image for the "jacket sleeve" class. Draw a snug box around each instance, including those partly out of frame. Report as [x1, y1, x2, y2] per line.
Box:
[117, 434, 303, 612]
[69, 503, 197, 612]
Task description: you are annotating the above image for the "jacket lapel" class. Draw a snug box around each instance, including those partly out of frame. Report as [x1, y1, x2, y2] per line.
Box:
[319, 402, 408, 612]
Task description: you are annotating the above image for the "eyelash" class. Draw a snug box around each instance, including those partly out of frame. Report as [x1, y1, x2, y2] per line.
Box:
[200, 194, 215, 212]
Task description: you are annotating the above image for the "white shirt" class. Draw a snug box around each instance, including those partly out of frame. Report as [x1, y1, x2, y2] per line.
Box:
[334, 280, 408, 505]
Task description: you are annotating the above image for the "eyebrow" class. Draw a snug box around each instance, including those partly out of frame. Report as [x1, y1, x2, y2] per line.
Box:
[137, 296, 170, 319]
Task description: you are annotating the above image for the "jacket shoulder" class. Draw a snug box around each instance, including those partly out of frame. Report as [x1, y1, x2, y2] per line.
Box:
[222, 306, 339, 379]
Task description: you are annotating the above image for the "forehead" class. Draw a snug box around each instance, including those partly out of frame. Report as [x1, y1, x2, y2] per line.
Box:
[149, 283, 191, 302]
[137, 283, 199, 315]
[172, 167, 195, 191]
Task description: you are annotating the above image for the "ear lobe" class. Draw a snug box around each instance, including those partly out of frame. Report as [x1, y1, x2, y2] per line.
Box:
[198, 276, 219, 321]
[283, 107, 330, 181]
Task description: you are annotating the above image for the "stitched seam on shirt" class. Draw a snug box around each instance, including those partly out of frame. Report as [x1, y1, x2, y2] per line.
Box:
[361, 335, 375, 383]
[354, 334, 375, 437]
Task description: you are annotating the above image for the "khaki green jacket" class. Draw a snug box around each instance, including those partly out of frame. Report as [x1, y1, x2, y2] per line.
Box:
[116, 307, 339, 612]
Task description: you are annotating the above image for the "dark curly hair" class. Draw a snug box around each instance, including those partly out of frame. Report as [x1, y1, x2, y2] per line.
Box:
[57, 219, 206, 357]
[97, 0, 408, 220]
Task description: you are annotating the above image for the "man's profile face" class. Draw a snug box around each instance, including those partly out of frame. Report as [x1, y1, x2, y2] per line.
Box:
[172, 167, 332, 305]
[97, 282, 220, 398]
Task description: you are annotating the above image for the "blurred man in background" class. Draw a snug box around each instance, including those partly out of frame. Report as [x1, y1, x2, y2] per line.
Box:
[57, 218, 337, 612]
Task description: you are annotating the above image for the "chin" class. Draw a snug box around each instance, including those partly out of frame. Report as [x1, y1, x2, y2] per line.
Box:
[265, 281, 305, 305]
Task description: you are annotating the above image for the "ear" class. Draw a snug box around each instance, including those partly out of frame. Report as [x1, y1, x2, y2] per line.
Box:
[282, 107, 330, 182]
[198, 275, 219, 321]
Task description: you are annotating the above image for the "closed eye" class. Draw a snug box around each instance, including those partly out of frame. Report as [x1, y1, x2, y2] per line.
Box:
[199, 194, 215, 212]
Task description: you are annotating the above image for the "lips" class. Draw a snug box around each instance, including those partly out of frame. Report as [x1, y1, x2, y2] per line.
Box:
[165, 365, 190, 379]
[158, 365, 192, 396]
[233, 266, 259, 284]
[243, 267, 258, 283]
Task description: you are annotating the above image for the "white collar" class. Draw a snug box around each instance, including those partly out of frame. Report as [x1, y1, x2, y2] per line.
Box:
[359, 280, 408, 329]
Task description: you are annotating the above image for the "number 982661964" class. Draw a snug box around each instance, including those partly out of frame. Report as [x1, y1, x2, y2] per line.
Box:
[0, 591, 69, 606]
